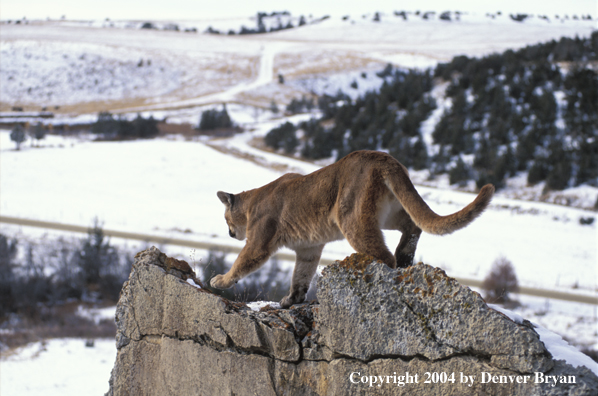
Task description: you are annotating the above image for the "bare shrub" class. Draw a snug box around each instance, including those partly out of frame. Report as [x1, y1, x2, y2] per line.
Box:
[0, 220, 131, 322]
[481, 256, 519, 304]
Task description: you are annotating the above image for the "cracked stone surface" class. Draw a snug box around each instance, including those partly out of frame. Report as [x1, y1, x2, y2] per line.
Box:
[317, 258, 552, 372]
[105, 248, 598, 396]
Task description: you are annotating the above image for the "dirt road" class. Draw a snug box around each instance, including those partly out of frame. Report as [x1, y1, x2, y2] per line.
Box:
[1, 215, 596, 305]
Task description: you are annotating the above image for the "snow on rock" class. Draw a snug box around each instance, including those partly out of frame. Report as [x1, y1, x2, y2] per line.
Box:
[186, 278, 202, 289]
[246, 301, 281, 311]
[490, 303, 598, 375]
[533, 323, 598, 376]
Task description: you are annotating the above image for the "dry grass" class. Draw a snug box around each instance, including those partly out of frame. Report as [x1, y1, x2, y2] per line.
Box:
[157, 122, 196, 136]
[274, 51, 382, 78]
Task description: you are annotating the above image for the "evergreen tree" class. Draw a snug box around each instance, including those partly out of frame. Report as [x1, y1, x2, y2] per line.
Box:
[301, 125, 335, 159]
[545, 144, 572, 190]
[0, 234, 18, 318]
[388, 131, 411, 166]
[449, 156, 471, 185]
[431, 145, 451, 175]
[92, 111, 118, 136]
[73, 219, 120, 300]
[528, 158, 549, 185]
[278, 34, 596, 191]
[132, 114, 159, 138]
[31, 122, 46, 146]
[575, 139, 598, 186]
[530, 90, 557, 125]
[10, 124, 26, 150]
[411, 135, 429, 170]
[264, 122, 298, 154]
[270, 100, 279, 114]
[199, 105, 233, 130]
[473, 138, 498, 172]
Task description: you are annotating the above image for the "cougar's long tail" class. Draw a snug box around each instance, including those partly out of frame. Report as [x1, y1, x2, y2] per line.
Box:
[384, 165, 495, 235]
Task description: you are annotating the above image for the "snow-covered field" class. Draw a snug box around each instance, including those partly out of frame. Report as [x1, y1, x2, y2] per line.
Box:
[1, 338, 117, 396]
[2, 128, 595, 292]
[1, 1, 597, 394]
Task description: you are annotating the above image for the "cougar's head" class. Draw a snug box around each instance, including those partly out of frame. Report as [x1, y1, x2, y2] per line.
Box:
[217, 191, 247, 241]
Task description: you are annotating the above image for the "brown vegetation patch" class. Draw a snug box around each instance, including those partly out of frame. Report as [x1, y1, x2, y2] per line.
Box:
[338, 253, 376, 272]
[157, 122, 196, 136]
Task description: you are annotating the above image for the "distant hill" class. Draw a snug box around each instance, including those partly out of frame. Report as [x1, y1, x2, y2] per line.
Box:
[267, 32, 598, 193]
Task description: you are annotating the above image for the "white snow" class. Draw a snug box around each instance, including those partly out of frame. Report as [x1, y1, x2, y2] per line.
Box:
[489, 303, 525, 324]
[1, 338, 117, 396]
[1, 6, 594, 112]
[0, 40, 183, 106]
[186, 278, 202, 288]
[534, 324, 598, 375]
[246, 301, 281, 311]
[1, 129, 595, 291]
[75, 305, 117, 325]
[490, 304, 598, 376]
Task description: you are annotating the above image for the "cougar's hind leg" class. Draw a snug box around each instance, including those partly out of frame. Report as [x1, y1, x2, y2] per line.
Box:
[281, 245, 324, 308]
[394, 213, 422, 268]
[341, 216, 396, 269]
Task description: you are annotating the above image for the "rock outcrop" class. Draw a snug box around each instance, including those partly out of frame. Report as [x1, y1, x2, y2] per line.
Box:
[106, 248, 598, 396]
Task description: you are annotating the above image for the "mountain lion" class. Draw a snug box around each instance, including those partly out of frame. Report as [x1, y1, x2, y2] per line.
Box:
[211, 150, 494, 308]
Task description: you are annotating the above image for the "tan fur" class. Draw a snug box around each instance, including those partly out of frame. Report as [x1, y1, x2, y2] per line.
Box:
[211, 150, 495, 308]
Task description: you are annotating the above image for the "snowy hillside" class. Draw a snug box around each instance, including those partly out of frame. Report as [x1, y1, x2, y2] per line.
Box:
[1, 10, 595, 113]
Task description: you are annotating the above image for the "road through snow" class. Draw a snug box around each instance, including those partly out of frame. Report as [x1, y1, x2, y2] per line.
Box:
[115, 43, 280, 113]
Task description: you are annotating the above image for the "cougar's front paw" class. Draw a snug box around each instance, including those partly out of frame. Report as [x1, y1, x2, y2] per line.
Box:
[280, 294, 304, 309]
[210, 274, 234, 289]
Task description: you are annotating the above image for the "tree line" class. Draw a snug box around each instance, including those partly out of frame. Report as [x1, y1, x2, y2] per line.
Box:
[0, 220, 132, 321]
[266, 32, 598, 191]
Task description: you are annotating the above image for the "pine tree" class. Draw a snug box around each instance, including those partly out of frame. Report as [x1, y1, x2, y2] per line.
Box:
[10, 124, 26, 150]
[575, 140, 598, 186]
[0, 234, 18, 318]
[264, 122, 298, 154]
[528, 159, 549, 185]
[411, 135, 429, 170]
[31, 122, 46, 146]
[545, 144, 572, 190]
[92, 111, 117, 136]
[132, 114, 159, 138]
[449, 156, 470, 185]
[199, 106, 233, 130]
[270, 100, 279, 114]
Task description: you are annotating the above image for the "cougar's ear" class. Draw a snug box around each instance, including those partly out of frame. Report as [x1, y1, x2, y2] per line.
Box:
[217, 191, 235, 207]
